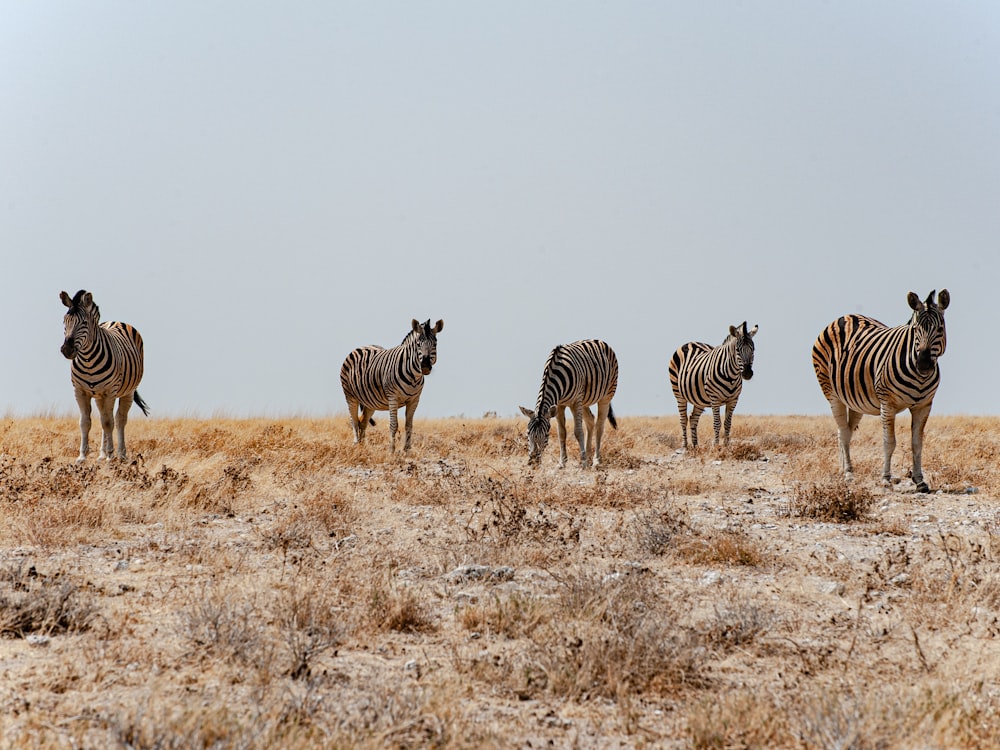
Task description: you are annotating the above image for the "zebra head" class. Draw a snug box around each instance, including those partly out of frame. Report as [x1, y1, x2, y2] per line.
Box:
[728, 321, 759, 380]
[411, 318, 444, 375]
[60, 290, 99, 360]
[907, 289, 949, 375]
[518, 405, 555, 465]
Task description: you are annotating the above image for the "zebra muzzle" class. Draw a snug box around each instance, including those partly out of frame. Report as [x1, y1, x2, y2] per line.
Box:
[61, 341, 76, 359]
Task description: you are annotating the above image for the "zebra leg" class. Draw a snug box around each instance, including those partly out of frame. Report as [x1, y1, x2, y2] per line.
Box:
[593, 401, 611, 467]
[909, 404, 932, 492]
[403, 397, 420, 452]
[554, 407, 569, 468]
[689, 406, 705, 449]
[581, 406, 596, 466]
[828, 399, 855, 479]
[346, 398, 363, 443]
[114, 394, 135, 460]
[74, 390, 93, 463]
[879, 404, 898, 486]
[95, 394, 116, 461]
[711, 406, 722, 446]
[359, 406, 376, 443]
[571, 403, 588, 468]
[387, 397, 400, 453]
[722, 400, 737, 446]
[676, 400, 689, 450]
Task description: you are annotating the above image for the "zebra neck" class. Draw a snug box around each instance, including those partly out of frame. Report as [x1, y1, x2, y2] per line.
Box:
[74, 324, 108, 363]
[714, 339, 742, 379]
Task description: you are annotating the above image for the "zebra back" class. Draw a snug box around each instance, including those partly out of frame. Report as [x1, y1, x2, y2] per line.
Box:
[812, 290, 949, 415]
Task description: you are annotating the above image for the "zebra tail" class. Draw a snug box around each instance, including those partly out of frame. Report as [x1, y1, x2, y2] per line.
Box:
[134, 391, 150, 417]
[608, 404, 618, 430]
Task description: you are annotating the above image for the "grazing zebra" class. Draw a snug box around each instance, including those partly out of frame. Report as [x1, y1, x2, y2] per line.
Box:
[519, 339, 618, 468]
[812, 289, 950, 492]
[60, 290, 149, 463]
[668, 321, 758, 450]
[340, 318, 444, 452]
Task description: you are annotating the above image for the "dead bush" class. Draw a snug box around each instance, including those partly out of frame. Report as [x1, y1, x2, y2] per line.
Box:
[0, 562, 97, 637]
[786, 480, 875, 523]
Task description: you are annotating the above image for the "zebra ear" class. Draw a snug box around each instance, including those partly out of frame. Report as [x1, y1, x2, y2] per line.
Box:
[907, 292, 925, 312]
[748, 324, 759, 338]
[81, 291, 93, 309]
[433, 319, 444, 333]
[937, 289, 950, 310]
[519, 406, 535, 419]
[412, 319, 422, 334]
[547, 405, 557, 419]
[729, 325, 738, 337]
[60, 291, 73, 308]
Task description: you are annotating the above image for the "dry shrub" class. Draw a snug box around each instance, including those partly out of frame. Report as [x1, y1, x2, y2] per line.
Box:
[670, 477, 704, 496]
[786, 479, 875, 523]
[518, 570, 707, 700]
[459, 592, 548, 640]
[180, 584, 271, 668]
[720, 440, 764, 462]
[631, 506, 691, 556]
[0, 562, 96, 637]
[678, 529, 767, 567]
[276, 584, 343, 680]
[365, 571, 435, 634]
[698, 591, 775, 651]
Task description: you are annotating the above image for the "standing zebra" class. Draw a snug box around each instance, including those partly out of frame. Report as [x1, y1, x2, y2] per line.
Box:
[60, 290, 149, 463]
[812, 289, 950, 492]
[340, 318, 444, 452]
[519, 339, 618, 468]
[668, 321, 758, 450]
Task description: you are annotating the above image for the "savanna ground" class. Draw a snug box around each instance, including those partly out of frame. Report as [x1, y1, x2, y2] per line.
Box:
[2, 413, 1000, 748]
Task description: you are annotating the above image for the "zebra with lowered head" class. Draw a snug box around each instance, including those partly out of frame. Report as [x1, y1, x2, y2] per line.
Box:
[60, 290, 149, 463]
[668, 321, 758, 450]
[340, 318, 444, 452]
[519, 339, 618, 468]
[812, 289, 950, 492]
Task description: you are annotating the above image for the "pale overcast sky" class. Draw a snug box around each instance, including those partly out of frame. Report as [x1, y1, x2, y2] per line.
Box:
[2, 3, 997, 419]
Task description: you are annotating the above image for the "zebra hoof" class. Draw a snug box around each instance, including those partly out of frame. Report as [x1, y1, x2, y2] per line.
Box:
[915, 482, 930, 493]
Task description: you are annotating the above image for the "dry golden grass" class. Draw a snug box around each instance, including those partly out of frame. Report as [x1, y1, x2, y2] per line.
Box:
[2, 414, 1000, 747]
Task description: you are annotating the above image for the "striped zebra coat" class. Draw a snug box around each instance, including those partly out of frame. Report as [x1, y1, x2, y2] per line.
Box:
[812, 289, 950, 492]
[668, 322, 758, 450]
[340, 318, 444, 452]
[60, 290, 149, 463]
[519, 339, 618, 468]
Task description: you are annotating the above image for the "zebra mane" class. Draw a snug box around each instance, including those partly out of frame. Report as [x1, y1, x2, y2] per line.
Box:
[67, 290, 100, 321]
[535, 345, 564, 410]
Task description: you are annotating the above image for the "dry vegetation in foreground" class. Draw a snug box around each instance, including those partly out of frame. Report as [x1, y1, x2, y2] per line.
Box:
[2, 414, 1000, 748]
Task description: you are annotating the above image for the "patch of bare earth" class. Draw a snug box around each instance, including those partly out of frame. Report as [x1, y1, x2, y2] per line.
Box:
[2, 415, 1000, 748]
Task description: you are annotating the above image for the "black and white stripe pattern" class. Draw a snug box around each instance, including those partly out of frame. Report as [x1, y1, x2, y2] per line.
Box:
[668, 321, 758, 450]
[812, 289, 950, 492]
[519, 339, 618, 468]
[340, 318, 444, 452]
[60, 290, 148, 463]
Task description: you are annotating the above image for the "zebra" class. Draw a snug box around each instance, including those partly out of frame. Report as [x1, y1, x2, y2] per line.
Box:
[60, 290, 149, 463]
[668, 321, 758, 450]
[519, 339, 618, 468]
[812, 289, 950, 492]
[340, 318, 444, 452]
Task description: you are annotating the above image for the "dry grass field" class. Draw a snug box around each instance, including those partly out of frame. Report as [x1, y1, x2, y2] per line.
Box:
[2, 413, 1000, 748]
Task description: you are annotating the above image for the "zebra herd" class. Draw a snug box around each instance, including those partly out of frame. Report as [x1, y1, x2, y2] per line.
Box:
[58, 288, 951, 491]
